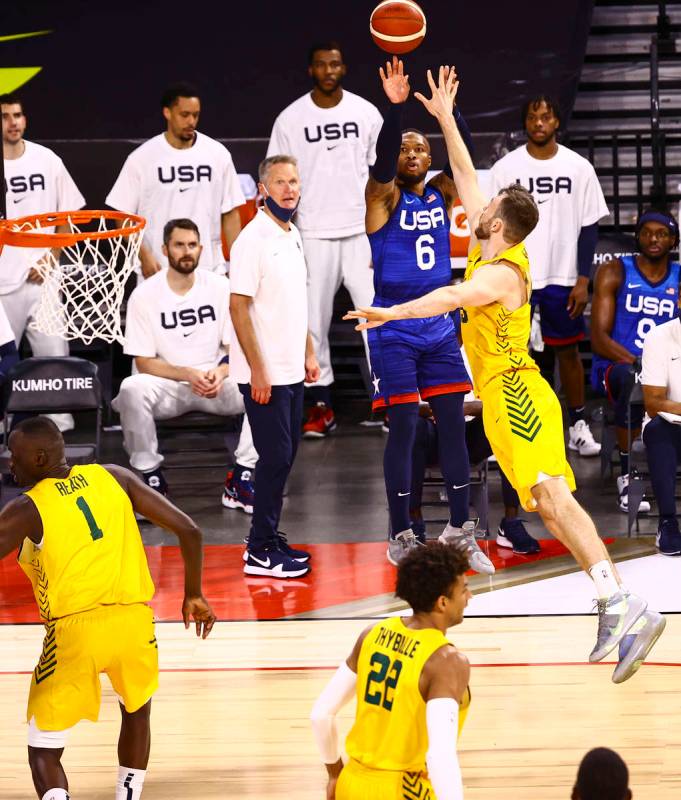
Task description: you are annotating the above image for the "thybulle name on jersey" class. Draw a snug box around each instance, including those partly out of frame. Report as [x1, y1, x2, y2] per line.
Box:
[373, 624, 421, 660]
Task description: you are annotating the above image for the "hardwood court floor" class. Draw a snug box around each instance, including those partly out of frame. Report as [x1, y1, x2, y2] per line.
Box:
[2, 615, 680, 799]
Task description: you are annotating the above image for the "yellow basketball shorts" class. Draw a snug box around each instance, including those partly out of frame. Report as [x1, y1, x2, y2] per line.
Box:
[480, 369, 576, 512]
[27, 603, 159, 731]
[337, 758, 434, 800]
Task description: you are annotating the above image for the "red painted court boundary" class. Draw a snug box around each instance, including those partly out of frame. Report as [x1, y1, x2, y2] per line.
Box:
[0, 539, 612, 623]
[2, 660, 679, 677]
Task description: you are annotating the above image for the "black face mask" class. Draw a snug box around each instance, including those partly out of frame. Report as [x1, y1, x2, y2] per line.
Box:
[264, 191, 299, 223]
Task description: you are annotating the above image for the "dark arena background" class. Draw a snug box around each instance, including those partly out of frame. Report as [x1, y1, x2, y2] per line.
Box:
[1, 1, 681, 798]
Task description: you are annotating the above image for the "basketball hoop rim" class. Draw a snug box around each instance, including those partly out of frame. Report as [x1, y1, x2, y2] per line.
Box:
[0, 210, 146, 248]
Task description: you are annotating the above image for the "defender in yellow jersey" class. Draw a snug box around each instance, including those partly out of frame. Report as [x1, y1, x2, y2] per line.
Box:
[0, 417, 216, 800]
[311, 543, 471, 800]
[346, 65, 663, 683]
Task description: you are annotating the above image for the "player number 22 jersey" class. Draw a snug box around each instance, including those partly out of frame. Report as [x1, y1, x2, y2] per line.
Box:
[345, 616, 469, 772]
[19, 464, 155, 621]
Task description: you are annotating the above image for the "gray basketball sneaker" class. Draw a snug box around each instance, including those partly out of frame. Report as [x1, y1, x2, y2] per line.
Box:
[612, 610, 666, 684]
[438, 520, 495, 575]
[589, 591, 647, 663]
[387, 529, 421, 566]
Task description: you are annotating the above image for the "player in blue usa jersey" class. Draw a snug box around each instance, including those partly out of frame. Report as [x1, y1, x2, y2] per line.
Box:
[356, 58, 494, 571]
[591, 208, 680, 512]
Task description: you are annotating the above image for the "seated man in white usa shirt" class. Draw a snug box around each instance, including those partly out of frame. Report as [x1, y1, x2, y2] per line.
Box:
[112, 218, 257, 509]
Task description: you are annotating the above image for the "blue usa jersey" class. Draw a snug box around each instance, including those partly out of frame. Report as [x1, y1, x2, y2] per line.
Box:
[592, 255, 680, 383]
[369, 185, 452, 310]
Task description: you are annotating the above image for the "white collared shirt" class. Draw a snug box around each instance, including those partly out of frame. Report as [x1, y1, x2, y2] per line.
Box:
[641, 317, 681, 403]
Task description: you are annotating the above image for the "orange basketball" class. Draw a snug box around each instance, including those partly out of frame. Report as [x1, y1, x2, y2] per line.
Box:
[370, 0, 427, 55]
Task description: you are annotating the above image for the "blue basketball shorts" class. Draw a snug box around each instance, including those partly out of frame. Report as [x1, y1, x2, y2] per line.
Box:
[368, 317, 471, 410]
[532, 284, 585, 347]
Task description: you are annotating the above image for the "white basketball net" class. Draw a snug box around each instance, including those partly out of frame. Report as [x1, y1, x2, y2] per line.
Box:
[10, 214, 143, 344]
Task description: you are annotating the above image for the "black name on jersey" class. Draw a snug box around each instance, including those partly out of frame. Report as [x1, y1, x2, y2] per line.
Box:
[55, 473, 89, 497]
[518, 176, 572, 195]
[161, 305, 217, 329]
[373, 625, 420, 659]
[304, 122, 360, 143]
[5, 174, 46, 193]
[158, 165, 212, 184]
[399, 207, 446, 231]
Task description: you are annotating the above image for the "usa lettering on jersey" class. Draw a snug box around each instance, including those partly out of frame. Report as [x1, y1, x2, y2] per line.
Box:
[399, 207, 446, 231]
[157, 165, 212, 184]
[160, 305, 217, 329]
[303, 122, 360, 143]
[517, 176, 573, 195]
[5, 174, 46, 193]
[624, 294, 677, 318]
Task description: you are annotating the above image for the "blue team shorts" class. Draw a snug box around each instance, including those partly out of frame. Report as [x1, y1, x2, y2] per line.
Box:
[368, 317, 471, 410]
[532, 284, 586, 347]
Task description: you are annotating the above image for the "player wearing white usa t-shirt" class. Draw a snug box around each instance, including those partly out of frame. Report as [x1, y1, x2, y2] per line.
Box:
[112, 219, 257, 510]
[106, 82, 245, 280]
[267, 42, 383, 436]
[490, 95, 609, 457]
[1, 95, 85, 432]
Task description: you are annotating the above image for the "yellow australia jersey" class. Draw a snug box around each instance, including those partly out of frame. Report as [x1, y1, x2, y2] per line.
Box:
[462, 241, 539, 395]
[345, 616, 470, 772]
[18, 464, 155, 621]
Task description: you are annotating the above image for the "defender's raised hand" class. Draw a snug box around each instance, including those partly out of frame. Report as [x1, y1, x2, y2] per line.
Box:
[379, 55, 410, 104]
[414, 65, 459, 120]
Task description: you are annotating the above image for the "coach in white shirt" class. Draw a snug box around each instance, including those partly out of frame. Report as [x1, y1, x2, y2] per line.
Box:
[106, 82, 245, 279]
[491, 94, 609, 457]
[641, 315, 681, 555]
[230, 155, 320, 579]
[112, 218, 257, 505]
[267, 41, 382, 437]
[1, 94, 84, 431]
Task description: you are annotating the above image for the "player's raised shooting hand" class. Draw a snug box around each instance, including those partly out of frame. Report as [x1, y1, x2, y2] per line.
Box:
[343, 306, 396, 331]
[414, 65, 459, 121]
[182, 595, 216, 639]
[380, 56, 410, 104]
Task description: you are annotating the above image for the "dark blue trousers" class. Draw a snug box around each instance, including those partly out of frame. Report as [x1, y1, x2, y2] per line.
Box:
[643, 415, 681, 518]
[239, 382, 304, 550]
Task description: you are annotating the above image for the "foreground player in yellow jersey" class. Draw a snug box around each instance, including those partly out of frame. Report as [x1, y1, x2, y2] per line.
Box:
[311, 543, 471, 800]
[0, 417, 216, 800]
[346, 66, 665, 682]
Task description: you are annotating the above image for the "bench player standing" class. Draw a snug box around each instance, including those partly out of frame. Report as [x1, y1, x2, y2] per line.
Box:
[363, 58, 494, 571]
[267, 42, 382, 436]
[1, 94, 84, 432]
[348, 66, 664, 681]
[106, 82, 244, 279]
[490, 96, 609, 456]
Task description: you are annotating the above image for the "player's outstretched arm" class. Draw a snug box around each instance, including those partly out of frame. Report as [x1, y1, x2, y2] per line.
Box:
[366, 56, 410, 234]
[106, 464, 216, 639]
[344, 263, 518, 330]
[414, 67, 487, 230]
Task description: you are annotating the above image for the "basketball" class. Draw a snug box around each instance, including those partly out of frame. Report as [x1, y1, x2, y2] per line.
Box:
[370, 0, 427, 54]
